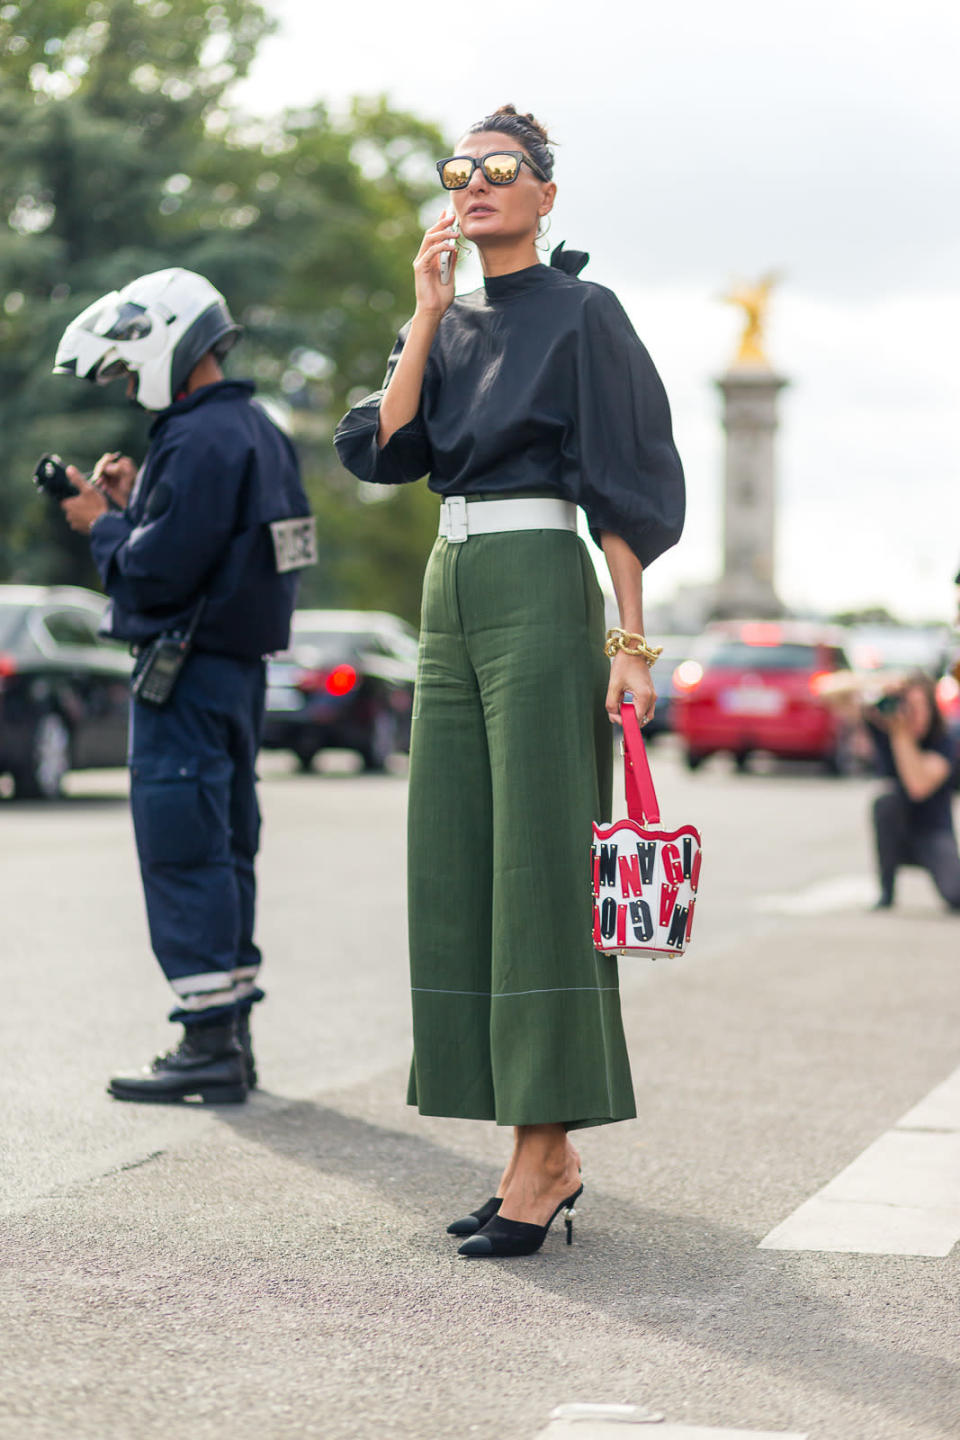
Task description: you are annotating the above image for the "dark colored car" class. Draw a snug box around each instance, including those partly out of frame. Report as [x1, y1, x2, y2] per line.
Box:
[0, 585, 132, 799]
[261, 609, 418, 772]
[671, 620, 854, 773]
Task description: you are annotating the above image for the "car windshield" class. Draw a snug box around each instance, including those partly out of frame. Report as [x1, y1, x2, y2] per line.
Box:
[287, 630, 370, 662]
[0, 603, 25, 647]
[709, 642, 822, 671]
[847, 627, 950, 674]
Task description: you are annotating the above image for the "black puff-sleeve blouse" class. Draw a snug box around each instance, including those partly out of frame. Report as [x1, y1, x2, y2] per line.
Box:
[333, 260, 684, 568]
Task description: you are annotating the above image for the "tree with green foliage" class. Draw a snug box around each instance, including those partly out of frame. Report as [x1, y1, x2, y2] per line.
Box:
[0, 0, 443, 621]
[829, 606, 901, 628]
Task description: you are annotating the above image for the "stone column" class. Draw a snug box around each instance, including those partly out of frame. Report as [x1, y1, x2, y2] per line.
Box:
[712, 367, 788, 619]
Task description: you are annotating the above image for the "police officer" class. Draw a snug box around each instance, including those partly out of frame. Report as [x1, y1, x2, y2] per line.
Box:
[54, 268, 314, 1103]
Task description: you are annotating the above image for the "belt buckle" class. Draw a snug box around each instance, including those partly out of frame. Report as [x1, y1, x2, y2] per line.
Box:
[441, 495, 468, 543]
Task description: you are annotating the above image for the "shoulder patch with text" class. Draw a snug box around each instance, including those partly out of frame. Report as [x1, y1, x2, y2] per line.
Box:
[269, 516, 317, 573]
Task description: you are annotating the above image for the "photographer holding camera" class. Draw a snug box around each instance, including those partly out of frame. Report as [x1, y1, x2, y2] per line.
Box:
[51, 268, 314, 1103]
[866, 674, 960, 911]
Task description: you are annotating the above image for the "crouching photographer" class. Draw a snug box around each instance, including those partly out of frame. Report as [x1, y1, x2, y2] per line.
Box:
[862, 674, 960, 912]
[51, 267, 314, 1103]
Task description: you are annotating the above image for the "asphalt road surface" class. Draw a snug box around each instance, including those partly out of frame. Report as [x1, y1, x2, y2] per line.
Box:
[1, 744, 958, 1440]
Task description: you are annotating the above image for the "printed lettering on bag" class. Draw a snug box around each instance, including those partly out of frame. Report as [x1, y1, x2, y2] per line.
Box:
[590, 823, 702, 958]
[597, 844, 618, 888]
[685, 898, 697, 942]
[636, 841, 656, 886]
[658, 883, 679, 927]
[618, 852, 643, 896]
[666, 904, 690, 949]
[629, 898, 654, 942]
[270, 516, 317, 573]
[661, 843, 684, 886]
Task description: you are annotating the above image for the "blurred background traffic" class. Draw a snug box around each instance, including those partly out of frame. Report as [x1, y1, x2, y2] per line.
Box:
[3, 581, 957, 800]
[2, 1, 958, 801]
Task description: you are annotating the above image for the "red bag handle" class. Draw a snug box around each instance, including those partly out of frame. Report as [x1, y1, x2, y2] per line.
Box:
[620, 702, 661, 825]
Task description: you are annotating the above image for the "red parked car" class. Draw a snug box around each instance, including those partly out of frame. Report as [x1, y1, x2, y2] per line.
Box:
[671, 621, 854, 773]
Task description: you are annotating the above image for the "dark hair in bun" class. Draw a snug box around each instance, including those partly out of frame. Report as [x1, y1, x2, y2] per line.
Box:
[465, 104, 555, 180]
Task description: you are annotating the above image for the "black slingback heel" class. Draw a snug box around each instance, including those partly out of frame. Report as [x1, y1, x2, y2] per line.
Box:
[446, 1196, 502, 1235]
[457, 1185, 583, 1258]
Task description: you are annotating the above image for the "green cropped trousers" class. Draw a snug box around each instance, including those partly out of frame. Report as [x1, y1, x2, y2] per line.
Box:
[406, 525, 637, 1129]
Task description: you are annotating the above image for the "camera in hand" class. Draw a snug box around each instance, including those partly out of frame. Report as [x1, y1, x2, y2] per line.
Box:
[873, 691, 902, 716]
[33, 453, 79, 501]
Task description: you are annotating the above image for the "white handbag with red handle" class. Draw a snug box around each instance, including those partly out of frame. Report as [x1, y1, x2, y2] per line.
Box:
[592, 703, 703, 958]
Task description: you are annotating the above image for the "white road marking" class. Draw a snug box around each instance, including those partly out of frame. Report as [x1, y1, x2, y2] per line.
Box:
[898, 1065, 960, 1129]
[630, 1432, 805, 1439]
[548, 1405, 662, 1423]
[760, 1063, 960, 1256]
[541, 1416, 806, 1439]
[542, 1407, 807, 1437]
[643, 1432, 806, 1439]
[753, 875, 875, 915]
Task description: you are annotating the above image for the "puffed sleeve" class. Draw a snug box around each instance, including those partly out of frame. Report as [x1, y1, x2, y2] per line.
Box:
[574, 286, 685, 567]
[333, 324, 435, 485]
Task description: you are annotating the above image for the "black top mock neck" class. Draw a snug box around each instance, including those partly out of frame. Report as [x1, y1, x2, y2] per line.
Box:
[333, 264, 685, 569]
[482, 264, 557, 301]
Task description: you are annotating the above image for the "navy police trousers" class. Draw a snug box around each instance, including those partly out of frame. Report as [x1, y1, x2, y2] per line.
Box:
[128, 650, 267, 1026]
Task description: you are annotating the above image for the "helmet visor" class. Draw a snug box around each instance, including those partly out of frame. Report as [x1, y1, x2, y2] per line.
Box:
[94, 356, 132, 385]
[101, 301, 152, 341]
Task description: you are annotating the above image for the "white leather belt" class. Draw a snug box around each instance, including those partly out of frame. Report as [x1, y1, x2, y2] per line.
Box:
[438, 496, 577, 544]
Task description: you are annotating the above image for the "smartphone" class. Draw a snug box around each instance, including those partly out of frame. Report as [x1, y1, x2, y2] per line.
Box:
[439, 217, 459, 285]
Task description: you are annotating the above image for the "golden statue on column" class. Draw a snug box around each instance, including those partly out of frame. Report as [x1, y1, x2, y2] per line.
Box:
[721, 273, 779, 369]
[713, 271, 787, 618]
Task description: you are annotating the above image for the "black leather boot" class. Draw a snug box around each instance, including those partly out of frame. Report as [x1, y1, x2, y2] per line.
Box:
[108, 1019, 248, 1104]
[236, 1008, 258, 1089]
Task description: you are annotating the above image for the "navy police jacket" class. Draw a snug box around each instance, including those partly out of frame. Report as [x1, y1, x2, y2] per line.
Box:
[90, 381, 312, 660]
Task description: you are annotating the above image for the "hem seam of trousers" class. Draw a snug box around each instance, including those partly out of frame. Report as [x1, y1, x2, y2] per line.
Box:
[412, 985, 623, 997]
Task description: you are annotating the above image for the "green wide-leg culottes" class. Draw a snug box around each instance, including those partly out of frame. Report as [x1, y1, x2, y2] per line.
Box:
[406, 526, 637, 1130]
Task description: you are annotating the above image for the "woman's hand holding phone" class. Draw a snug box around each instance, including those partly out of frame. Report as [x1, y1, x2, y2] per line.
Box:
[413, 211, 458, 319]
[439, 216, 459, 284]
[377, 212, 458, 446]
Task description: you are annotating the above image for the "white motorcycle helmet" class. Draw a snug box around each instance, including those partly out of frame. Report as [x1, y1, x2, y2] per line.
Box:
[53, 268, 241, 411]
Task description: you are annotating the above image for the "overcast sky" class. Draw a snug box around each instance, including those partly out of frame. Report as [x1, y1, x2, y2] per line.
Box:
[235, 0, 960, 621]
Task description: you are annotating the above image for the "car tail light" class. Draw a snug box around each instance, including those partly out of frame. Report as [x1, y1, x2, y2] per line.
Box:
[325, 664, 358, 696]
[936, 674, 960, 711]
[297, 663, 358, 697]
[673, 660, 703, 692]
[0, 652, 16, 686]
[808, 670, 831, 696]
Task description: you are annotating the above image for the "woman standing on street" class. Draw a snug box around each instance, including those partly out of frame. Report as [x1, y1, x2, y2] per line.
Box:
[334, 105, 685, 1257]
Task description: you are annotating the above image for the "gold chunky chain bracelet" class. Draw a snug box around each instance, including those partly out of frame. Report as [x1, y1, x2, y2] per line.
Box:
[603, 629, 663, 665]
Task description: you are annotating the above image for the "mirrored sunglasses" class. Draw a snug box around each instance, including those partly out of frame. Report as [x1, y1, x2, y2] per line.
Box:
[436, 151, 547, 190]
